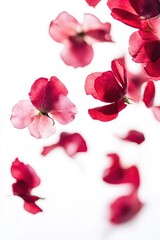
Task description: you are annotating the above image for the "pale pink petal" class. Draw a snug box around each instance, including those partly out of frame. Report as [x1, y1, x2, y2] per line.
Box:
[49, 11, 80, 43]
[85, 72, 102, 99]
[51, 95, 77, 124]
[151, 106, 160, 121]
[28, 115, 56, 139]
[11, 100, 37, 129]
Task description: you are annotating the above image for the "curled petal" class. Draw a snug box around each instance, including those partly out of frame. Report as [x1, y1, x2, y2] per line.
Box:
[28, 115, 56, 139]
[118, 130, 145, 144]
[51, 95, 77, 124]
[143, 81, 155, 108]
[61, 41, 94, 68]
[10, 100, 36, 129]
[88, 100, 127, 122]
[49, 11, 80, 43]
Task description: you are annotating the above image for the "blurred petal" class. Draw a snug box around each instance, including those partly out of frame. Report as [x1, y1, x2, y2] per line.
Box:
[118, 130, 145, 144]
[142, 81, 155, 108]
[10, 100, 36, 129]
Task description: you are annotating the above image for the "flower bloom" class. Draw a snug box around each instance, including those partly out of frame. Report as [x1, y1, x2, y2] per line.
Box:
[102, 153, 140, 188]
[41, 132, 88, 157]
[49, 11, 112, 67]
[129, 18, 160, 78]
[10, 77, 77, 139]
[109, 191, 143, 224]
[11, 158, 42, 214]
[107, 0, 160, 29]
[85, 58, 129, 122]
[85, 0, 101, 7]
[117, 130, 145, 144]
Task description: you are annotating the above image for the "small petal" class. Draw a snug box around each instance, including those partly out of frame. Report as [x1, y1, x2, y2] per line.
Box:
[142, 81, 155, 108]
[24, 202, 42, 214]
[118, 130, 145, 144]
[151, 106, 160, 121]
[85, 0, 101, 7]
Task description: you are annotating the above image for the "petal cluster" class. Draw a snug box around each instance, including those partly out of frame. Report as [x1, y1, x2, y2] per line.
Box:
[11, 77, 77, 138]
[85, 58, 128, 121]
[11, 158, 42, 214]
[49, 12, 112, 67]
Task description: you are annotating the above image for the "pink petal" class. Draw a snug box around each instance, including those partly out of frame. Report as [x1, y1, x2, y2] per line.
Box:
[111, 58, 127, 91]
[88, 100, 127, 122]
[145, 59, 160, 78]
[85, 72, 103, 99]
[142, 81, 155, 108]
[118, 130, 145, 144]
[49, 11, 80, 43]
[151, 106, 160, 121]
[10, 100, 36, 129]
[24, 202, 42, 214]
[29, 77, 68, 112]
[41, 143, 59, 156]
[51, 95, 77, 124]
[109, 191, 143, 224]
[61, 40, 94, 67]
[11, 158, 41, 188]
[85, 0, 101, 7]
[28, 115, 56, 139]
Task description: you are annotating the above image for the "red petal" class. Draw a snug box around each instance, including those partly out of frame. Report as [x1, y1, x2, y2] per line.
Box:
[109, 191, 143, 224]
[85, 0, 101, 7]
[85, 72, 102, 99]
[145, 59, 160, 78]
[29, 77, 68, 112]
[118, 130, 145, 144]
[24, 202, 42, 214]
[143, 81, 155, 108]
[151, 106, 160, 121]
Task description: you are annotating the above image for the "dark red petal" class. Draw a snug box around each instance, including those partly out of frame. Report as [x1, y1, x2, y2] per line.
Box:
[94, 71, 124, 102]
[130, 0, 160, 19]
[85, 0, 101, 7]
[143, 81, 155, 108]
[24, 202, 42, 214]
[12, 181, 29, 196]
[118, 130, 145, 144]
[109, 192, 143, 224]
[29, 77, 68, 112]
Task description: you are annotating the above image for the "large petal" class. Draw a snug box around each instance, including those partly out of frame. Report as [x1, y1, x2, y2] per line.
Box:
[28, 115, 56, 139]
[29, 77, 68, 112]
[11, 158, 41, 189]
[49, 11, 80, 43]
[61, 40, 94, 68]
[10, 100, 36, 129]
[94, 71, 124, 102]
[51, 95, 77, 124]
[88, 100, 127, 122]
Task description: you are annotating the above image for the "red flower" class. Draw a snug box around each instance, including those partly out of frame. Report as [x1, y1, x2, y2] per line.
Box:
[11, 158, 42, 214]
[49, 12, 112, 67]
[117, 130, 145, 144]
[85, 58, 129, 122]
[102, 153, 140, 188]
[41, 132, 88, 157]
[109, 191, 143, 224]
[142, 81, 155, 107]
[107, 0, 160, 29]
[85, 0, 101, 7]
[129, 18, 160, 78]
[10, 77, 77, 139]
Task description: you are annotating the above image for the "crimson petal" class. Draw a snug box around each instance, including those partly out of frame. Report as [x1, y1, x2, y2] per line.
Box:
[143, 81, 155, 108]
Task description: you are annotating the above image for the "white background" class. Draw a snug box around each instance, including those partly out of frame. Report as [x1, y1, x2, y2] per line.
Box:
[1, 0, 160, 239]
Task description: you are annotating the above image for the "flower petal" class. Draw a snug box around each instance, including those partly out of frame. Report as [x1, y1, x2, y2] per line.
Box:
[24, 202, 42, 214]
[85, 72, 103, 99]
[10, 100, 36, 129]
[51, 95, 77, 124]
[28, 115, 56, 139]
[118, 130, 145, 144]
[85, 0, 101, 7]
[142, 81, 155, 108]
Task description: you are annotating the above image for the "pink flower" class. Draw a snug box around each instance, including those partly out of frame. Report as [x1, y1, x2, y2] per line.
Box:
[11, 158, 42, 214]
[109, 191, 143, 224]
[41, 132, 88, 157]
[85, 58, 129, 122]
[107, 0, 160, 29]
[85, 0, 101, 7]
[102, 153, 140, 188]
[117, 130, 145, 144]
[129, 18, 160, 78]
[49, 12, 112, 67]
[10, 77, 77, 139]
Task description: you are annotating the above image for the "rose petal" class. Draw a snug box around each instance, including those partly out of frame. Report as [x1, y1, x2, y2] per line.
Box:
[118, 130, 145, 144]
[24, 202, 42, 214]
[85, 0, 101, 7]
[143, 81, 155, 108]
